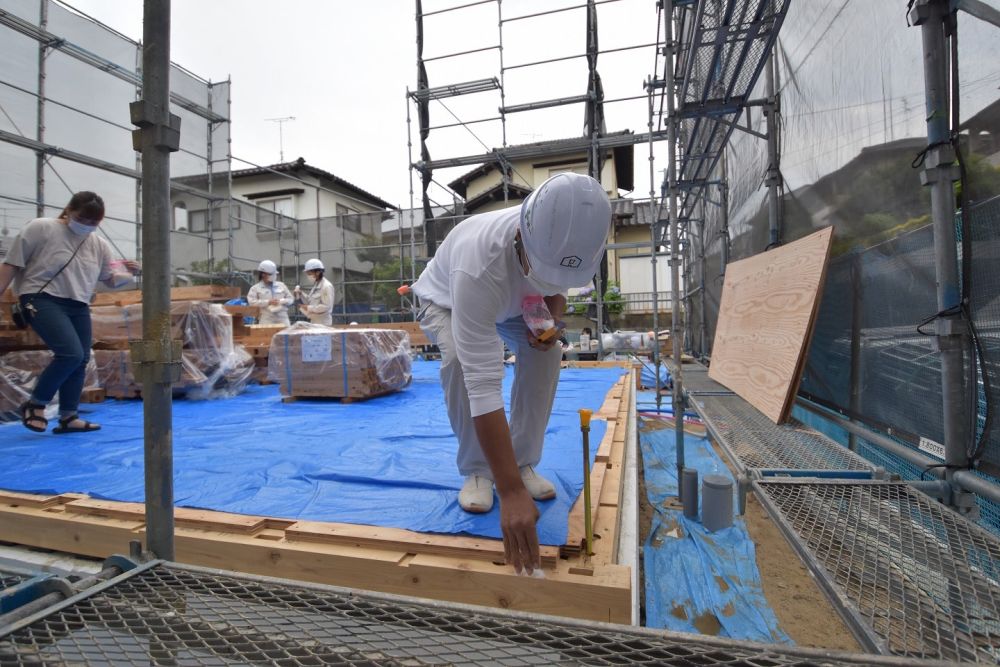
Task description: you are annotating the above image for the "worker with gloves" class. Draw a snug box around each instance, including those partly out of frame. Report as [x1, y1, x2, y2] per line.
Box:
[294, 258, 335, 326]
[247, 260, 294, 326]
[412, 172, 611, 574]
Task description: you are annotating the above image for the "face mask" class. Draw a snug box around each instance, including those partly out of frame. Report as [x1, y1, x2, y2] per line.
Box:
[524, 271, 566, 297]
[68, 218, 97, 236]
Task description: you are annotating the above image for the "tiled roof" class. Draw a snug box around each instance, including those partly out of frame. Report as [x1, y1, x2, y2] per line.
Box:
[230, 157, 397, 210]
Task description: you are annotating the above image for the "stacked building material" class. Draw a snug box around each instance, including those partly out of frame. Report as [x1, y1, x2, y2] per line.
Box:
[90, 301, 253, 399]
[0, 351, 102, 421]
[268, 323, 411, 401]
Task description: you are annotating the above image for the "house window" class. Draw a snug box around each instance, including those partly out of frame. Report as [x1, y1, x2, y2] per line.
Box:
[172, 202, 188, 232]
[257, 197, 295, 231]
[337, 203, 362, 233]
[188, 206, 241, 233]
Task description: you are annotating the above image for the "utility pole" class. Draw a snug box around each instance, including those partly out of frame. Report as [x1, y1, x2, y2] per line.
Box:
[266, 116, 296, 162]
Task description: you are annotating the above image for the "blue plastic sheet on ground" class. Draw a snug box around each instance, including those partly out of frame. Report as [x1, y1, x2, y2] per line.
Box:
[0, 360, 618, 545]
[639, 391, 790, 644]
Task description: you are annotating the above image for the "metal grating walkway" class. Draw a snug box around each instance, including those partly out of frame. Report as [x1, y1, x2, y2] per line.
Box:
[0, 561, 951, 666]
[689, 394, 876, 475]
[679, 369, 734, 396]
[756, 479, 1000, 664]
[0, 571, 29, 590]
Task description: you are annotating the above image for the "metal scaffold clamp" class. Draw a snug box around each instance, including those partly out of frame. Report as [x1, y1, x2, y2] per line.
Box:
[129, 339, 183, 385]
[129, 100, 181, 153]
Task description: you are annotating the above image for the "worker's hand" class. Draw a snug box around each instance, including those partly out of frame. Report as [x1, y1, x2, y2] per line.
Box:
[498, 486, 541, 575]
[123, 260, 141, 275]
[268, 298, 279, 306]
[527, 328, 558, 352]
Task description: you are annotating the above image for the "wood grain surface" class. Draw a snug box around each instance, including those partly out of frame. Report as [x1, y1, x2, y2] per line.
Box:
[708, 227, 833, 423]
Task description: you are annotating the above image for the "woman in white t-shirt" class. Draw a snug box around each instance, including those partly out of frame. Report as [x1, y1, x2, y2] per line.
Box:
[0, 191, 139, 434]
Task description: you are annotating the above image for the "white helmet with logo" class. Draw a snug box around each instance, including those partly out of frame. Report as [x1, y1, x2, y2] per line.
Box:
[257, 260, 277, 275]
[519, 173, 611, 289]
[304, 258, 324, 272]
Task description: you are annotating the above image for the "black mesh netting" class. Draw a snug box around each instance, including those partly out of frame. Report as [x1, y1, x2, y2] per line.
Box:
[967, 194, 1000, 473]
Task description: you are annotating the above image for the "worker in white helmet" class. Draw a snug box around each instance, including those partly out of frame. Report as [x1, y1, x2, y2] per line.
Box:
[246, 259, 293, 326]
[294, 258, 335, 326]
[412, 172, 611, 575]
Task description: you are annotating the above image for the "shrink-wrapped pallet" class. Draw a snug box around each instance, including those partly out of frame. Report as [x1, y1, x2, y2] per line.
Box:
[90, 301, 254, 399]
[0, 351, 100, 421]
[268, 323, 411, 400]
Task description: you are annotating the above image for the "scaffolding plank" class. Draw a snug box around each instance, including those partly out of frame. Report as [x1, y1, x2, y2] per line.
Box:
[709, 226, 834, 423]
[755, 479, 1000, 664]
[0, 560, 952, 666]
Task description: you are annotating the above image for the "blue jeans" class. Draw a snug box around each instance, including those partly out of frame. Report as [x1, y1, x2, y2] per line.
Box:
[22, 293, 92, 416]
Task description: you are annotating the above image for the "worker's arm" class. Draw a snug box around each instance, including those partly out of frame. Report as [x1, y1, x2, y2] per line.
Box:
[450, 269, 541, 573]
[309, 282, 333, 315]
[0, 262, 18, 298]
[473, 408, 540, 574]
[278, 284, 295, 307]
[246, 285, 265, 307]
[544, 293, 567, 321]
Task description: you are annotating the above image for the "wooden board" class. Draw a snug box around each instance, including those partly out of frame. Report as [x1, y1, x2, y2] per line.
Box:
[90, 284, 241, 307]
[708, 227, 834, 423]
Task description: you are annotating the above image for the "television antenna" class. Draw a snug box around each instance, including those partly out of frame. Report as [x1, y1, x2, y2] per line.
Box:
[265, 116, 296, 162]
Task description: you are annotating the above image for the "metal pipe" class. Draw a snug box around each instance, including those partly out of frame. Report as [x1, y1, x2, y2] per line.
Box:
[664, 0, 686, 487]
[796, 399, 941, 475]
[912, 0, 970, 483]
[764, 39, 781, 247]
[647, 81, 661, 405]
[138, 0, 175, 560]
[34, 0, 46, 217]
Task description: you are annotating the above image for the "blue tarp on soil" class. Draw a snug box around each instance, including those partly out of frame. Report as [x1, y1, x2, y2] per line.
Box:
[0, 360, 619, 545]
[639, 393, 790, 643]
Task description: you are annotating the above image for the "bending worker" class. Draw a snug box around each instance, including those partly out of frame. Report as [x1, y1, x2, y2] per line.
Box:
[247, 260, 293, 326]
[294, 258, 334, 325]
[412, 172, 611, 574]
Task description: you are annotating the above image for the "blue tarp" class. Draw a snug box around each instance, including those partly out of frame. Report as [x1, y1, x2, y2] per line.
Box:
[0, 360, 618, 545]
[640, 392, 790, 643]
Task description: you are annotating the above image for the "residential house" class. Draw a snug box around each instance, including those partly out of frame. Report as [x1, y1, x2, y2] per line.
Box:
[169, 158, 397, 300]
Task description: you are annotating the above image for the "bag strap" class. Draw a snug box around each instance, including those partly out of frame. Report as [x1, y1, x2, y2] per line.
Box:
[25, 233, 90, 303]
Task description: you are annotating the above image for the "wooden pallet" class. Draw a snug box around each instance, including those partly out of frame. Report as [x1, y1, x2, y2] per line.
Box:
[0, 366, 634, 623]
[79, 387, 107, 404]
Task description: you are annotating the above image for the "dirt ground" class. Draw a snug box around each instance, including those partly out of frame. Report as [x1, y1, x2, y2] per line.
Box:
[636, 417, 860, 651]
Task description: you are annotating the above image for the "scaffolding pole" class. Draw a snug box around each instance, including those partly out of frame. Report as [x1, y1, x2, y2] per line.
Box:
[664, 0, 686, 492]
[133, 0, 181, 560]
[910, 0, 972, 511]
[764, 43, 781, 248]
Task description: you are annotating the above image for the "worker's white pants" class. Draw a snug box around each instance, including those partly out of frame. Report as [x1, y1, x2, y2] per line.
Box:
[418, 303, 562, 478]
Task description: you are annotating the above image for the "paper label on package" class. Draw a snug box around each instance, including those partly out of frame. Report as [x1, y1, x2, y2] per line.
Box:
[301, 335, 332, 363]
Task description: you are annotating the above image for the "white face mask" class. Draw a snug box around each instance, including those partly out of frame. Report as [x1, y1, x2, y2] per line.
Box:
[524, 271, 566, 297]
[68, 218, 97, 236]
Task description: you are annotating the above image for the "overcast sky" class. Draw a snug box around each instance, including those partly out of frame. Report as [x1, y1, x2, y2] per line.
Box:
[62, 0, 660, 207]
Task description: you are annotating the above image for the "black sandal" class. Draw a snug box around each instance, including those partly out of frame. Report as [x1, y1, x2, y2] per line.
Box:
[52, 414, 101, 434]
[20, 401, 48, 433]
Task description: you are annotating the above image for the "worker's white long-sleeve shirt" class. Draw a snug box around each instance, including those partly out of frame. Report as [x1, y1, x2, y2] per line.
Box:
[301, 277, 334, 325]
[247, 280, 294, 326]
[412, 206, 545, 417]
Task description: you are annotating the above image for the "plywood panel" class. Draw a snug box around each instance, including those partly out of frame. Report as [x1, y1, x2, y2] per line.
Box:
[708, 227, 834, 423]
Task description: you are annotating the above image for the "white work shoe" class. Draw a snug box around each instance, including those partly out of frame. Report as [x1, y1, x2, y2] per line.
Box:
[458, 475, 495, 513]
[520, 465, 556, 501]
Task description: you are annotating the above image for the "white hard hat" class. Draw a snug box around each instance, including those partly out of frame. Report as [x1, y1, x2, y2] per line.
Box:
[257, 260, 277, 275]
[304, 258, 324, 272]
[519, 173, 611, 289]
